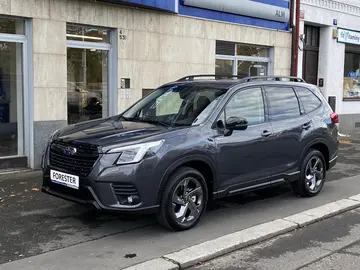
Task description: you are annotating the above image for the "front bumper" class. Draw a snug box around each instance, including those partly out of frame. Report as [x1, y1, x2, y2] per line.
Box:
[41, 182, 159, 214]
[41, 147, 162, 214]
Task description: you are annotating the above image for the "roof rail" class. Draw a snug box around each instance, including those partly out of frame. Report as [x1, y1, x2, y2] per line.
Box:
[177, 74, 244, 81]
[240, 76, 306, 83]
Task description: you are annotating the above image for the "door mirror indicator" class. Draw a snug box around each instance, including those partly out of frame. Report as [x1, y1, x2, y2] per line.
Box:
[225, 116, 248, 131]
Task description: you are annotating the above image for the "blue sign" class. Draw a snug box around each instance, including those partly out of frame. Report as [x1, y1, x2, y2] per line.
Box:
[99, 0, 177, 12]
[101, 0, 290, 31]
[179, 0, 290, 30]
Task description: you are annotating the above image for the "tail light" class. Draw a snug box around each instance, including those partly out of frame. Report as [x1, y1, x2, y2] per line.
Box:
[330, 113, 339, 124]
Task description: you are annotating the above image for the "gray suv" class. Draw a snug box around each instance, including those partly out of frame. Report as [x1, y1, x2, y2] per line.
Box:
[41, 75, 339, 231]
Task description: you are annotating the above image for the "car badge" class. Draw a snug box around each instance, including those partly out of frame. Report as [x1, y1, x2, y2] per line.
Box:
[64, 146, 77, 156]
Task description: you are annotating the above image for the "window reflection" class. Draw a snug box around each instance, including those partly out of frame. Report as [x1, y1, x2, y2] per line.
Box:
[236, 44, 269, 57]
[0, 17, 24, 35]
[215, 59, 234, 76]
[225, 88, 265, 125]
[295, 87, 321, 113]
[238, 61, 268, 78]
[265, 87, 301, 121]
[66, 24, 110, 43]
[343, 50, 360, 99]
[67, 48, 108, 124]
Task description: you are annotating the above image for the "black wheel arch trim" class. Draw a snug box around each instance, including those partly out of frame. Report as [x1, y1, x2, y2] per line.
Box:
[299, 138, 330, 170]
[156, 154, 217, 204]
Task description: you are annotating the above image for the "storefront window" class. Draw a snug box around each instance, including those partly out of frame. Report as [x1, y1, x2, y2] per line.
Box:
[215, 59, 234, 76]
[215, 41, 271, 78]
[343, 49, 360, 100]
[67, 24, 111, 125]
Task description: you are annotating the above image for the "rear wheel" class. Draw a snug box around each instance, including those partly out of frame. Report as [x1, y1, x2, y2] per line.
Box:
[292, 149, 326, 197]
[157, 167, 208, 231]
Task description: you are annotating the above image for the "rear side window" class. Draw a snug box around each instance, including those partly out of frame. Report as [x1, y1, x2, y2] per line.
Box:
[265, 86, 301, 121]
[295, 87, 322, 113]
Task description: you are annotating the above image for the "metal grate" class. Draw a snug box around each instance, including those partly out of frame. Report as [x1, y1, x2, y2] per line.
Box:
[49, 141, 99, 177]
[216, 40, 235, 56]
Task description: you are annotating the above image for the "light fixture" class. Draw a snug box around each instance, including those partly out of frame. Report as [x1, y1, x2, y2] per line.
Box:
[66, 34, 103, 41]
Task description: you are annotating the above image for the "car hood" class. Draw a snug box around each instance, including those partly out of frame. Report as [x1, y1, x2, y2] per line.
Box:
[54, 117, 186, 147]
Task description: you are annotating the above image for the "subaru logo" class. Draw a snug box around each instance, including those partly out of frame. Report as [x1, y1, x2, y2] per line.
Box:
[63, 146, 77, 156]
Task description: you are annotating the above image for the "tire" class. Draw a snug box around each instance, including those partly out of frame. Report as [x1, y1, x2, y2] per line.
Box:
[291, 149, 326, 197]
[157, 166, 208, 231]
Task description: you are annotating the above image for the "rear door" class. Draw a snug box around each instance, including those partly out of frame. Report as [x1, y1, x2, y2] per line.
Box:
[264, 85, 312, 176]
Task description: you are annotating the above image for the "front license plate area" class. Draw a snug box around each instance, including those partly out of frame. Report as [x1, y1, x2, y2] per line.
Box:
[50, 169, 79, 190]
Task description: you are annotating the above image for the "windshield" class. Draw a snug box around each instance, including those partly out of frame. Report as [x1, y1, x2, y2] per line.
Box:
[122, 84, 227, 127]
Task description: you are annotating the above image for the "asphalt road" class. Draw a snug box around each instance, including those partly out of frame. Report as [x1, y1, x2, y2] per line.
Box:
[0, 143, 360, 268]
[190, 208, 360, 270]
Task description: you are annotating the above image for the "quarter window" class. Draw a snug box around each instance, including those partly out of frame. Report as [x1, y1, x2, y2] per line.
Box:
[225, 88, 265, 125]
[265, 87, 301, 121]
[295, 87, 322, 113]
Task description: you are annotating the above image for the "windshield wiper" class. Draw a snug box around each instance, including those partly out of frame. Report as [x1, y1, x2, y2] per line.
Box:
[139, 119, 172, 127]
[119, 115, 172, 127]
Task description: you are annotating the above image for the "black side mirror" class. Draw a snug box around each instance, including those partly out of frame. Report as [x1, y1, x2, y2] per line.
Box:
[225, 116, 248, 131]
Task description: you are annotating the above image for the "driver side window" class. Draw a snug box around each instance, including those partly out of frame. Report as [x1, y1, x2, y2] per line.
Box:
[224, 87, 265, 126]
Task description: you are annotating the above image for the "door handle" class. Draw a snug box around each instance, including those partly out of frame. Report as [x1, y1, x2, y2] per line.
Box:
[261, 130, 272, 138]
[302, 122, 311, 130]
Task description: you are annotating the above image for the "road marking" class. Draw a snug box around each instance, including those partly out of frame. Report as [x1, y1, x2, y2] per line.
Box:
[124, 195, 360, 270]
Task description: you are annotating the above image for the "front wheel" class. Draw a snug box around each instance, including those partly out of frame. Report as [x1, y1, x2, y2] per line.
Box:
[157, 167, 208, 231]
[292, 149, 326, 197]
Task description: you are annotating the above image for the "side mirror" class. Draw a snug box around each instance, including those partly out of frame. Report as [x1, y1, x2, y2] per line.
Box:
[225, 116, 248, 131]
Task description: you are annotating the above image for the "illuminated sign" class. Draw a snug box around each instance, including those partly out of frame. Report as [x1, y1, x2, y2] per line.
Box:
[338, 28, 360, 45]
[182, 0, 290, 23]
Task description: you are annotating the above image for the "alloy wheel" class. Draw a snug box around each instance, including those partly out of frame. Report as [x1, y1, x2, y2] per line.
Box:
[305, 156, 324, 193]
[172, 177, 204, 224]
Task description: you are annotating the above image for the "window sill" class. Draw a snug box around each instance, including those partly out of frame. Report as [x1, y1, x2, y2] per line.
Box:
[343, 98, 360, 101]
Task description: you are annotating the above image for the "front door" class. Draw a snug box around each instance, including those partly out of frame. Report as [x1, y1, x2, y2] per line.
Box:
[214, 87, 274, 191]
[303, 25, 320, 85]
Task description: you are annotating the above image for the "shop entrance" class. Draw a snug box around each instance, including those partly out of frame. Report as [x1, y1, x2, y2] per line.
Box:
[302, 25, 320, 85]
[0, 17, 29, 169]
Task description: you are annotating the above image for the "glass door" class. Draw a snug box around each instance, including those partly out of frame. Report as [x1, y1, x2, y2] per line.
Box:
[0, 41, 24, 157]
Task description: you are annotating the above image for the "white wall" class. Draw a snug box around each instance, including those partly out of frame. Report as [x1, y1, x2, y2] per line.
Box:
[299, 0, 360, 115]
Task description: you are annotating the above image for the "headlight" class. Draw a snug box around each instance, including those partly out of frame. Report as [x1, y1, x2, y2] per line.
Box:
[108, 140, 165, 165]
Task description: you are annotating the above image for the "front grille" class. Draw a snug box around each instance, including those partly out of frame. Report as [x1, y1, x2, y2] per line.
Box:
[112, 183, 139, 196]
[49, 141, 99, 177]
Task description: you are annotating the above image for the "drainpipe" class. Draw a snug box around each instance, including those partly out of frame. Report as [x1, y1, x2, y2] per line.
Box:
[290, 0, 300, 77]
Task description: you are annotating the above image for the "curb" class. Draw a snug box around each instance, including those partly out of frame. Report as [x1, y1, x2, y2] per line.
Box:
[124, 195, 360, 270]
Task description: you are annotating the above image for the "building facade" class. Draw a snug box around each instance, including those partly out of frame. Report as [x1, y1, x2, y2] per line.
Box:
[299, 0, 360, 138]
[0, 0, 292, 169]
